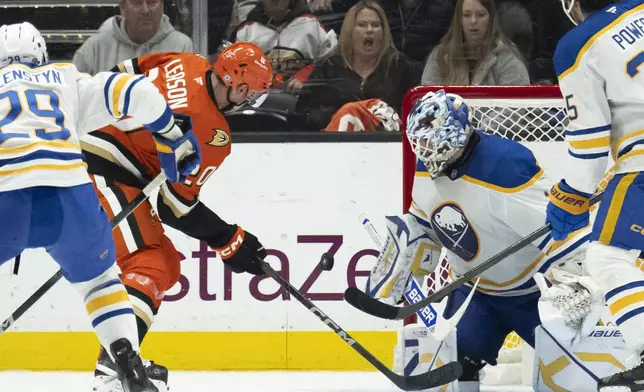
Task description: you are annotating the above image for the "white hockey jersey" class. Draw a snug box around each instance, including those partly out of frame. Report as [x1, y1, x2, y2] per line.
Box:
[410, 131, 589, 296]
[0, 62, 174, 192]
[555, 0, 644, 194]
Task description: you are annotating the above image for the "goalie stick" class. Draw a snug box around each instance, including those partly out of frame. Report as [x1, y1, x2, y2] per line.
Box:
[0, 172, 167, 335]
[345, 192, 604, 321]
[256, 256, 463, 391]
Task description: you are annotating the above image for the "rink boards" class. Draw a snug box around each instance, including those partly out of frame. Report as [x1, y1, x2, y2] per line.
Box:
[0, 141, 569, 370]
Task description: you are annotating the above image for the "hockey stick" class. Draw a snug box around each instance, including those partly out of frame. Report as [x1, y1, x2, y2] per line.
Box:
[0, 172, 167, 335]
[345, 192, 604, 321]
[255, 256, 462, 391]
[12, 255, 20, 275]
[359, 213, 384, 248]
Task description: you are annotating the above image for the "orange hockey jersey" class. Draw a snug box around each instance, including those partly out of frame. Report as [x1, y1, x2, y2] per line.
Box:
[324, 99, 401, 132]
[81, 52, 237, 246]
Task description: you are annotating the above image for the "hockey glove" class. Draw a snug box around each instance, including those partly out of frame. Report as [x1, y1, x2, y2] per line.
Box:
[152, 113, 201, 184]
[535, 268, 604, 346]
[546, 180, 591, 241]
[366, 214, 441, 305]
[214, 226, 267, 275]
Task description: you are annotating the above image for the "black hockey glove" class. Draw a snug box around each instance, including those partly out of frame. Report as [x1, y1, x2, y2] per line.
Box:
[214, 226, 267, 275]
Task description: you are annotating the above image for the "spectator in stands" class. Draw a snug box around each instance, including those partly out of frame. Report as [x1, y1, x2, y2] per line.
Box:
[307, 0, 453, 68]
[73, 0, 192, 74]
[205, 0, 236, 57]
[421, 0, 529, 86]
[237, 0, 260, 24]
[231, 0, 337, 92]
[295, 0, 419, 131]
[382, 0, 453, 67]
[497, 1, 533, 70]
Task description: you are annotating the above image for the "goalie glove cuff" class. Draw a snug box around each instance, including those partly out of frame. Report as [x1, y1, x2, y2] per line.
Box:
[536, 272, 604, 345]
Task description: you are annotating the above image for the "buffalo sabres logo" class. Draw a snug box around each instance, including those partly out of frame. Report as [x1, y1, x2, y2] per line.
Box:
[208, 129, 230, 147]
[430, 202, 479, 261]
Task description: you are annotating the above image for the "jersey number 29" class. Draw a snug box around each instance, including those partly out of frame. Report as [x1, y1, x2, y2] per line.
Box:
[0, 89, 71, 144]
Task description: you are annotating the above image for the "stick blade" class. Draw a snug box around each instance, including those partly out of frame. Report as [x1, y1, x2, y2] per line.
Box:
[397, 361, 462, 391]
[343, 287, 401, 320]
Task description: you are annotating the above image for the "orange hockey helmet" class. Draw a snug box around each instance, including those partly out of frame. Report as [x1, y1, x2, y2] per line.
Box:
[214, 41, 273, 108]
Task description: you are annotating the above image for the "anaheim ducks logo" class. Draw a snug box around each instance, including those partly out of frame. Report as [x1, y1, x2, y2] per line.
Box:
[208, 129, 230, 147]
[430, 202, 480, 262]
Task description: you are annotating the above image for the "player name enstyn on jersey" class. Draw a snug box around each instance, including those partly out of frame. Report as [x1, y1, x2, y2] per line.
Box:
[0, 62, 174, 192]
[409, 132, 589, 296]
[0, 63, 88, 192]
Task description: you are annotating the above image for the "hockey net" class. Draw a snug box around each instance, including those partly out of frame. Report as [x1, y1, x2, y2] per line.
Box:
[401, 86, 568, 385]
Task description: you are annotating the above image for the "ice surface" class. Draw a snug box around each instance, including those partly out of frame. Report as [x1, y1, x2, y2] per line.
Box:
[0, 371, 533, 392]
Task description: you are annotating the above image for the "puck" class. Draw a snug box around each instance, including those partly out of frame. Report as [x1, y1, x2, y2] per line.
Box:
[320, 252, 335, 271]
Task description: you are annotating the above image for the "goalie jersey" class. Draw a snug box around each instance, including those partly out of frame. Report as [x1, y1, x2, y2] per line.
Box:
[0, 62, 173, 192]
[554, 0, 644, 194]
[410, 131, 589, 296]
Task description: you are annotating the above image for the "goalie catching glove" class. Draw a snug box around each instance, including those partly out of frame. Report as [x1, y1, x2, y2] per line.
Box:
[366, 214, 442, 305]
[152, 113, 201, 184]
[535, 262, 604, 346]
[213, 226, 267, 275]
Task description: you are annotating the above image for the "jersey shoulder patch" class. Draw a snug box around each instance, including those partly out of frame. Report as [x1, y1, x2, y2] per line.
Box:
[555, 0, 644, 78]
[461, 132, 543, 194]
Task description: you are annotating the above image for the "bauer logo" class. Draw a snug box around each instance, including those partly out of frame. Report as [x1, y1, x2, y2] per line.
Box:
[590, 329, 623, 338]
[430, 202, 479, 261]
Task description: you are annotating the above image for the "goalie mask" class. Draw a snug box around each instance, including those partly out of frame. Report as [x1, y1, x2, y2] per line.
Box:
[406, 90, 473, 178]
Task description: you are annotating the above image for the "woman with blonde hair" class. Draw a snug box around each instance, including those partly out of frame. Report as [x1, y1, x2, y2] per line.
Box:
[421, 0, 529, 85]
[295, 0, 419, 130]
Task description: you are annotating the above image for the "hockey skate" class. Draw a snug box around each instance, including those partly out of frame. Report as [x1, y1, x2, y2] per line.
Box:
[92, 339, 165, 392]
[598, 359, 644, 392]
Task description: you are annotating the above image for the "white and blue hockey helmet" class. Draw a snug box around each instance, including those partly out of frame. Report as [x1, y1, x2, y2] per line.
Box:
[0, 22, 48, 69]
[406, 89, 473, 178]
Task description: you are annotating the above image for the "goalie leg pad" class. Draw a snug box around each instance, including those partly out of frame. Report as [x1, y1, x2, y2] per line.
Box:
[393, 323, 459, 391]
[533, 324, 631, 392]
[585, 241, 644, 353]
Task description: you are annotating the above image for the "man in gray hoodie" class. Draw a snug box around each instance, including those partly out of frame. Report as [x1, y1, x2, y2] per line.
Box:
[73, 0, 193, 75]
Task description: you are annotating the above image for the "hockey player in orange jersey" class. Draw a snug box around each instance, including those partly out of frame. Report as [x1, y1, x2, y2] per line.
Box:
[80, 42, 273, 392]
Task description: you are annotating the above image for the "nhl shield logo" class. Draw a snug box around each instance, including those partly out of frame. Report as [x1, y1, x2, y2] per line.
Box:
[430, 202, 479, 261]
